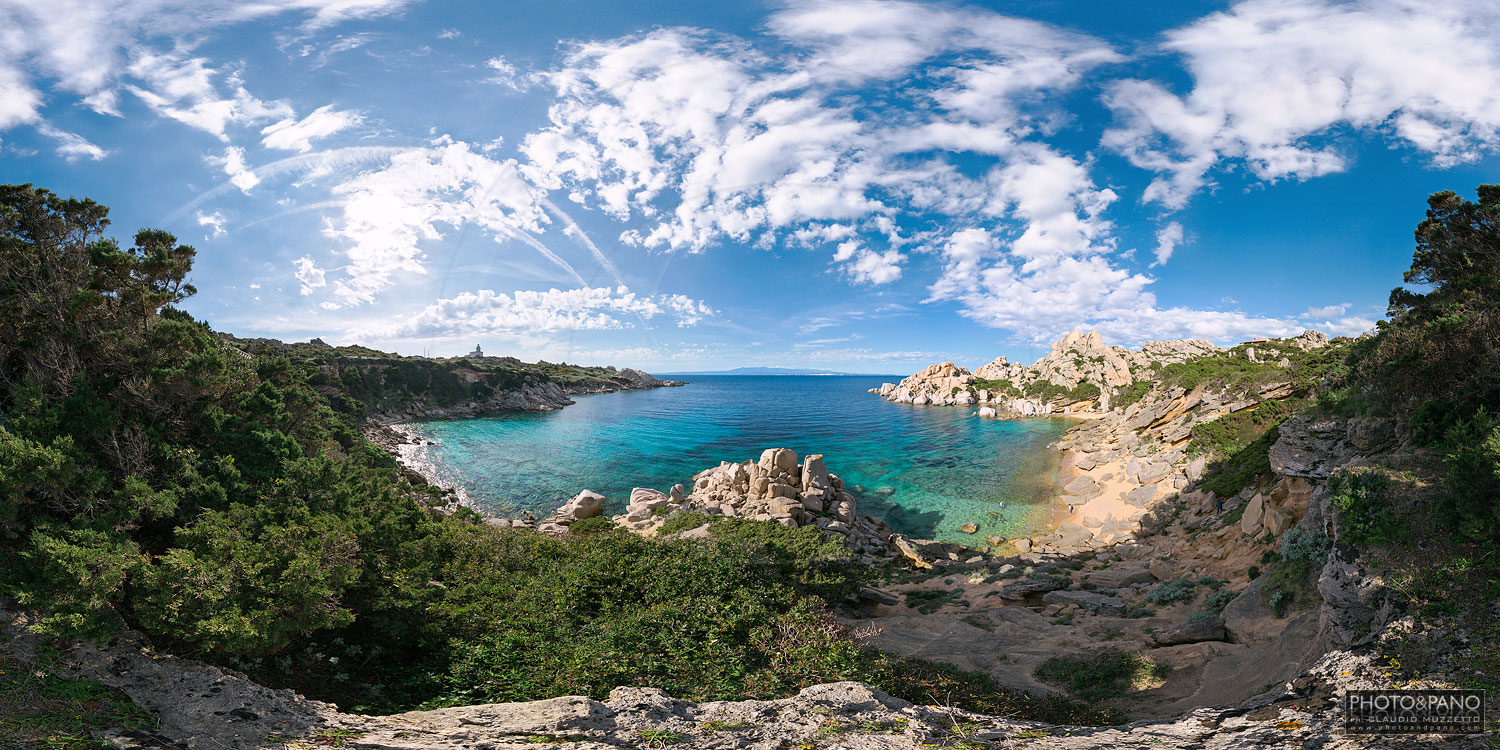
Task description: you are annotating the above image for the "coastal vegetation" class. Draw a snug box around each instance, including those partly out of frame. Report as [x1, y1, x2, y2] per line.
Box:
[0, 184, 1107, 726]
[231, 335, 664, 420]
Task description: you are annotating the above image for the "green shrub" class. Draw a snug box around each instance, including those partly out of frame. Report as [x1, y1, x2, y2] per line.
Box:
[1262, 558, 1319, 618]
[1033, 652, 1167, 702]
[1202, 589, 1238, 613]
[1280, 527, 1331, 566]
[903, 588, 965, 614]
[1327, 470, 1405, 548]
[1145, 578, 1200, 606]
[567, 516, 617, 534]
[1438, 407, 1500, 542]
[1112, 380, 1152, 411]
[655, 512, 712, 536]
[971, 378, 1020, 398]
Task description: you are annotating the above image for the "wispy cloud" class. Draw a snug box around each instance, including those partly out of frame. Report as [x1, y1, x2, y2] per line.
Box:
[1104, 0, 1500, 208]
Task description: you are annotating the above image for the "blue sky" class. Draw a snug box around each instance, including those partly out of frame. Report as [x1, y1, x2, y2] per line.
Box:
[3, 0, 1498, 373]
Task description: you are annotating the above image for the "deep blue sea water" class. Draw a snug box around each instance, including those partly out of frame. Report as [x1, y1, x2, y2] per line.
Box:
[400, 376, 1070, 544]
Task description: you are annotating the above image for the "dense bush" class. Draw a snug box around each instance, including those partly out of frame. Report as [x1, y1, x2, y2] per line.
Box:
[971, 378, 1020, 398]
[0, 185, 447, 653]
[1033, 652, 1167, 703]
[567, 515, 618, 534]
[1112, 380, 1152, 411]
[1145, 578, 1200, 606]
[1327, 470, 1405, 548]
[1346, 186, 1500, 543]
[1281, 527, 1331, 566]
[1437, 408, 1500, 542]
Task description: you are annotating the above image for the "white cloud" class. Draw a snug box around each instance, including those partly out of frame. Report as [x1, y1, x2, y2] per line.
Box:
[125, 49, 292, 139]
[319, 138, 559, 308]
[0, 64, 42, 128]
[36, 123, 108, 161]
[523, 4, 1122, 258]
[0, 0, 411, 134]
[261, 104, 361, 152]
[484, 56, 529, 91]
[1151, 221, 1183, 267]
[213, 146, 261, 192]
[833, 241, 904, 285]
[1303, 303, 1349, 319]
[196, 209, 227, 238]
[293, 255, 327, 294]
[1104, 0, 1500, 207]
[355, 286, 715, 338]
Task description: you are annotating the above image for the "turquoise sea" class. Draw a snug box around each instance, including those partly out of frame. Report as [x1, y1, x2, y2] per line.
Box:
[400, 375, 1070, 544]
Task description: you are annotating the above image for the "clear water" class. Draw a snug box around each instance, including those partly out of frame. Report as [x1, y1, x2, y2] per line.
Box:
[400, 376, 1070, 544]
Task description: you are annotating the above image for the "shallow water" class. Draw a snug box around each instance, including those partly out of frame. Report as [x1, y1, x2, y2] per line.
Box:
[401, 375, 1069, 544]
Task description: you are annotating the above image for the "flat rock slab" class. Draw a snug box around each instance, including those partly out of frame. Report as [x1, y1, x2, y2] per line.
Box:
[1042, 590, 1126, 617]
[1081, 565, 1156, 590]
[991, 576, 1071, 599]
[1153, 618, 1228, 646]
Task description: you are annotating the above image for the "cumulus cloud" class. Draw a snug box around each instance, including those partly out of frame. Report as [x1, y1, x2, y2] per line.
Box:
[515, 2, 1157, 341]
[196, 209, 227, 238]
[212, 146, 261, 192]
[833, 241, 904, 284]
[1151, 221, 1183, 267]
[1104, 0, 1500, 207]
[261, 104, 361, 152]
[522, 1, 1122, 257]
[1303, 303, 1349, 319]
[355, 286, 715, 338]
[293, 255, 327, 294]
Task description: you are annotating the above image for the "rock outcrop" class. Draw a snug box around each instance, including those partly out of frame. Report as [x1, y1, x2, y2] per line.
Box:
[582, 449, 901, 563]
[872, 329, 1229, 417]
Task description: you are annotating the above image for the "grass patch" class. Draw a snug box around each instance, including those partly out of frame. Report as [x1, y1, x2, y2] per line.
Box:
[1112, 380, 1152, 411]
[567, 516, 617, 534]
[636, 730, 683, 747]
[656, 512, 712, 536]
[1033, 652, 1168, 702]
[903, 588, 967, 614]
[0, 643, 156, 750]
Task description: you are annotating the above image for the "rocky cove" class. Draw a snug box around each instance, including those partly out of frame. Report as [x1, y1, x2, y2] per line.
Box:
[23, 327, 1484, 748]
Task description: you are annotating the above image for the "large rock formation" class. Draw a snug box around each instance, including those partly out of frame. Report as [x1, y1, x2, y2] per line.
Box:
[871, 362, 976, 406]
[871, 329, 1231, 417]
[595, 449, 900, 563]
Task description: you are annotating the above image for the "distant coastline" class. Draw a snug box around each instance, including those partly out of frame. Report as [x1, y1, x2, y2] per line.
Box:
[659, 367, 901, 377]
